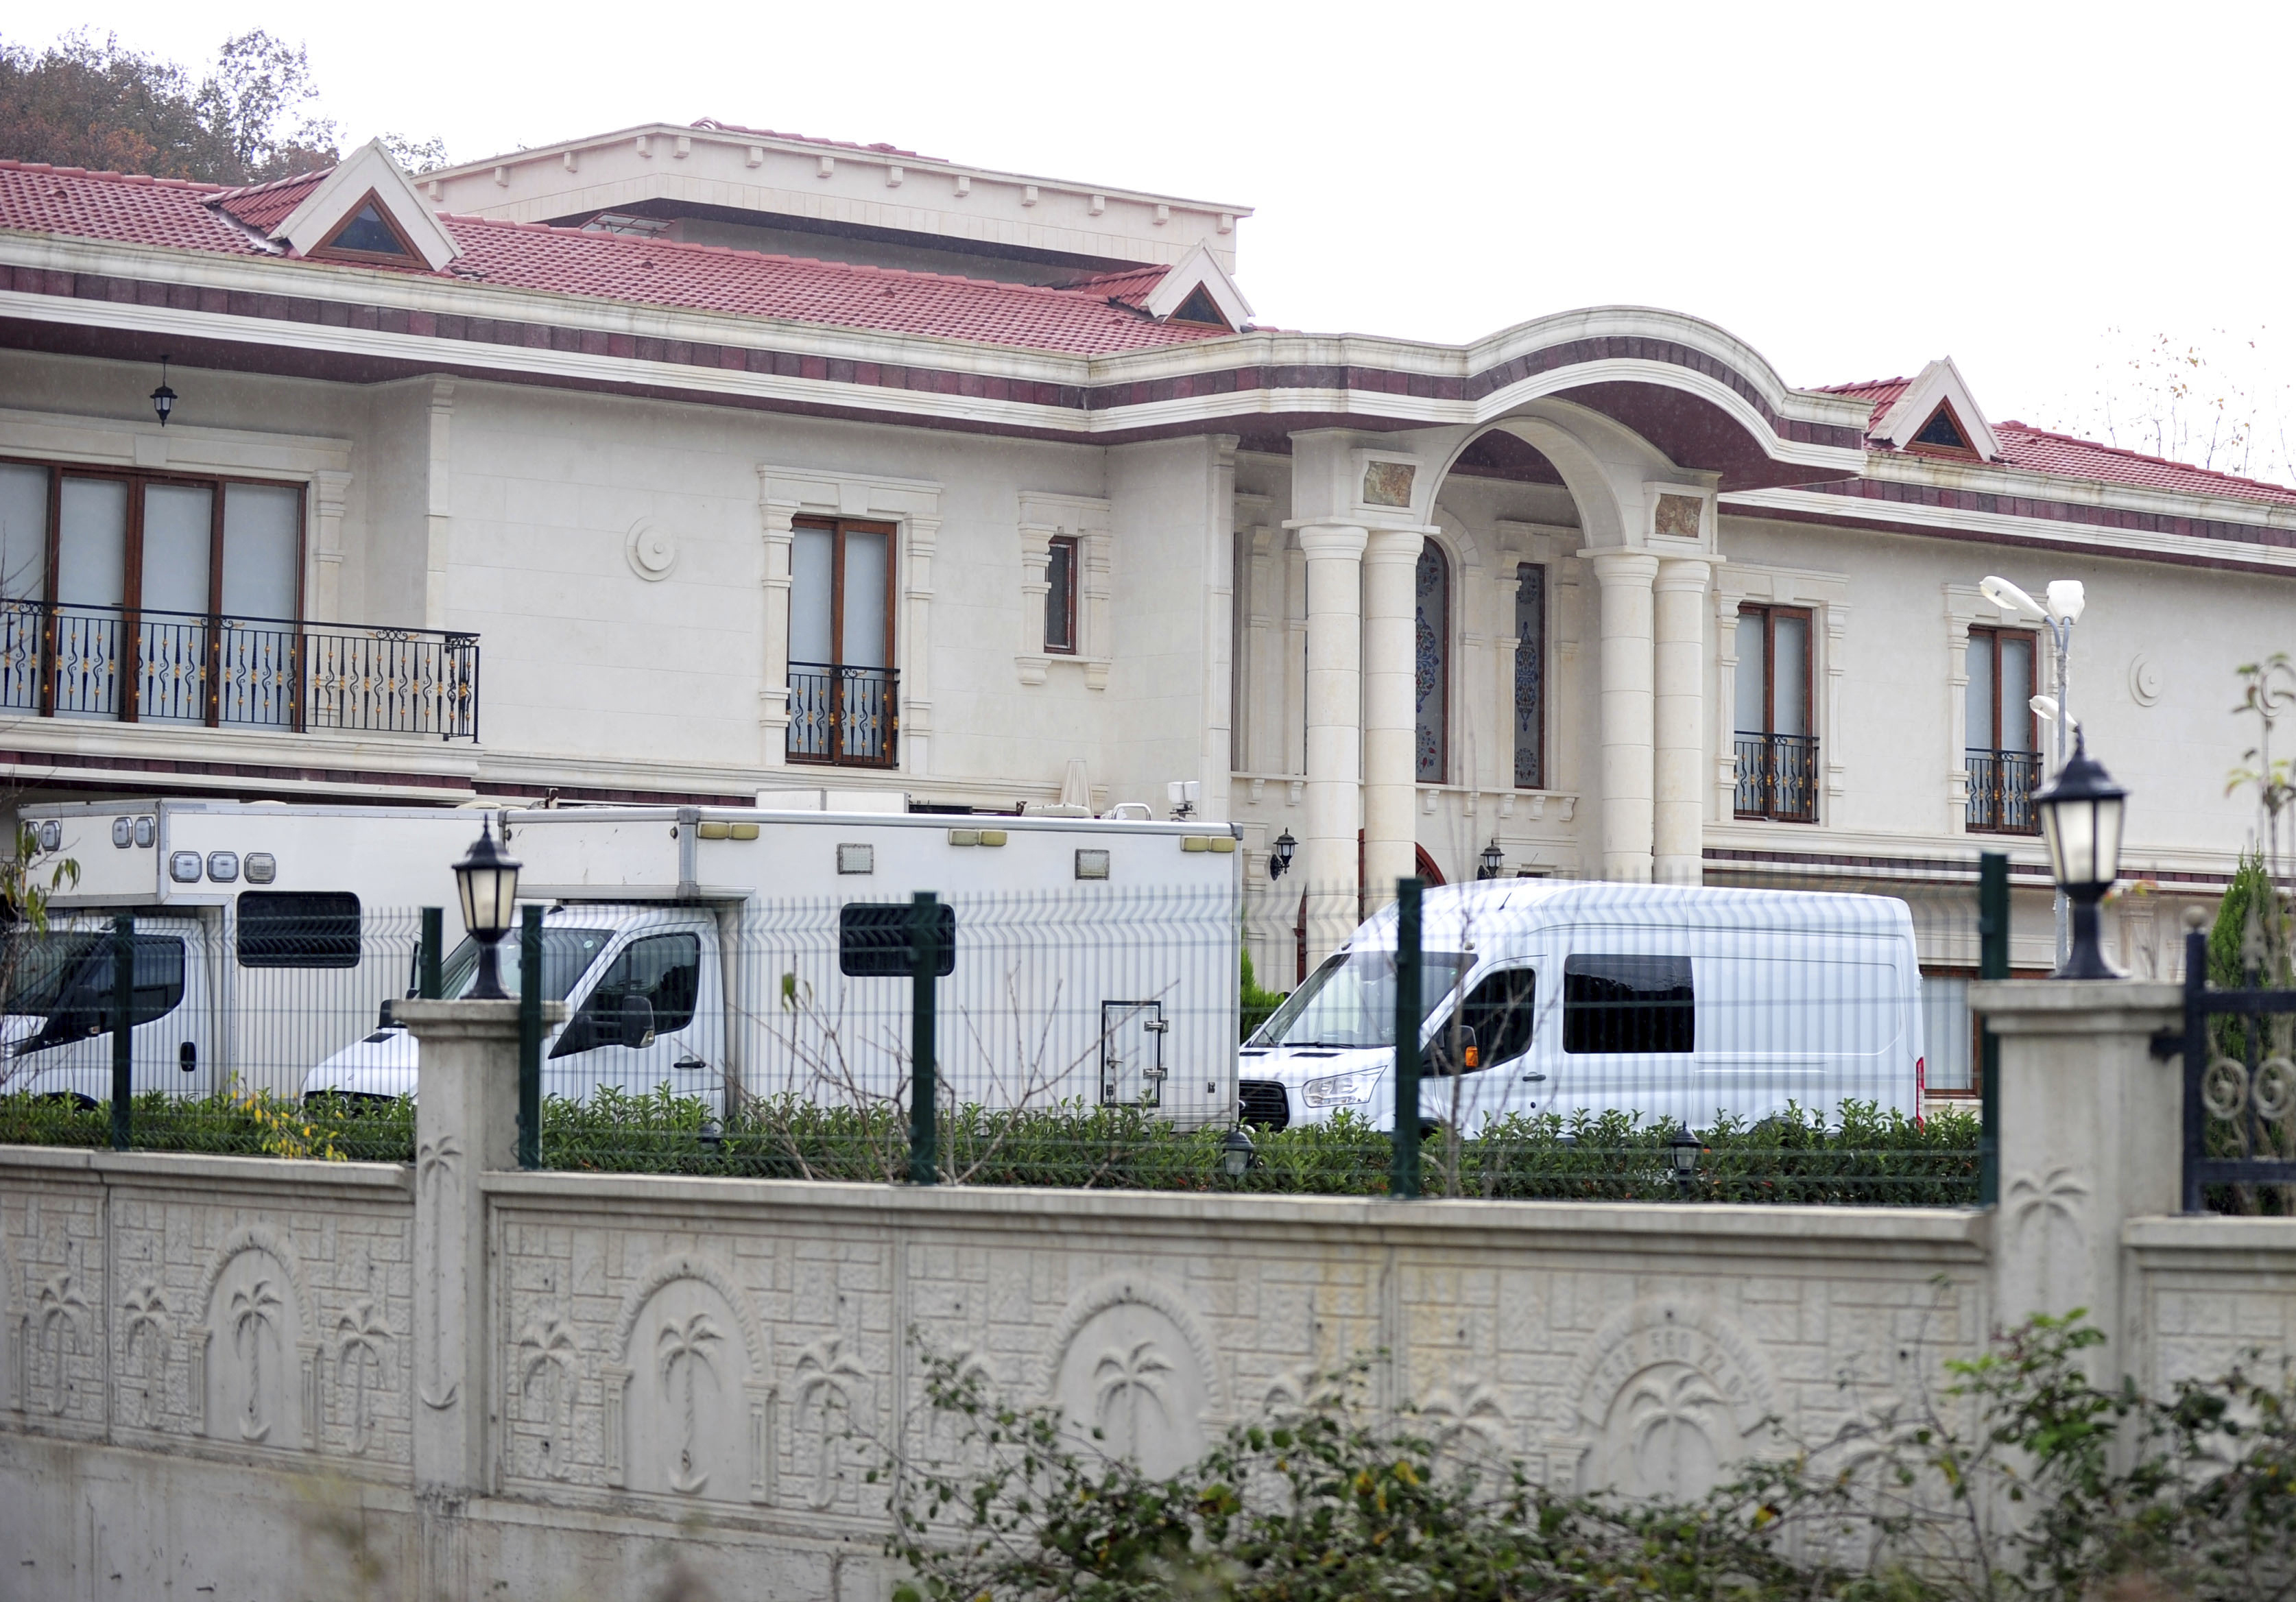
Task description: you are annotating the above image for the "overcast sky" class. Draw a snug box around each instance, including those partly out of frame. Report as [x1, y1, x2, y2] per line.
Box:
[20, 1, 2295, 477]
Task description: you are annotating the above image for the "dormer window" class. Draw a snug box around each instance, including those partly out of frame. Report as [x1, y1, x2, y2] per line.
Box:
[1169, 285, 1230, 328]
[1911, 402, 1976, 456]
[311, 192, 420, 265]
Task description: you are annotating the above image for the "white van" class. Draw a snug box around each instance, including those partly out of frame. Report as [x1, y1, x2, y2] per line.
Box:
[1238, 880, 1924, 1134]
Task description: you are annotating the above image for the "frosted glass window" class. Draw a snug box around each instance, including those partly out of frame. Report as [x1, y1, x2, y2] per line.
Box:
[56, 478, 128, 607]
[1773, 614, 1808, 737]
[1733, 613, 1765, 732]
[789, 527, 833, 665]
[841, 528, 887, 669]
[2000, 636, 2034, 752]
[222, 483, 300, 619]
[1921, 974, 1974, 1091]
[140, 484, 213, 613]
[1965, 636, 1994, 749]
[0, 464, 47, 601]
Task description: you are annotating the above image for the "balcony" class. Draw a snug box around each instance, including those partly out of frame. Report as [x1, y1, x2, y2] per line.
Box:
[0, 600, 479, 741]
[1965, 748, 2041, 834]
[787, 662, 898, 767]
[1734, 732, 1819, 822]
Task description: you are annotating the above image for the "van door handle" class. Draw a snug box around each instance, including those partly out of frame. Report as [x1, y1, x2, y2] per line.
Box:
[673, 1056, 707, 1072]
[179, 1041, 197, 1073]
[1519, 1071, 1546, 1082]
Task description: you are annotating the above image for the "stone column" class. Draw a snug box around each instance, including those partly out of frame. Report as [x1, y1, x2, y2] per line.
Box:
[400, 994, 565, 1591]
[1362, 526, 1426, 911]
[1587, 551, 1659, 882]
[1653, 556, 1712, 885]
[1296, 523, 1367, 963]
[1971, 979, 2183, 1385]
[756, 491, 797, 766]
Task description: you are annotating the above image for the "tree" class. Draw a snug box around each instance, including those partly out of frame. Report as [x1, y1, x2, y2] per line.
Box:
[2044, 328, 2293, 488]
[0, 29, 447, 184]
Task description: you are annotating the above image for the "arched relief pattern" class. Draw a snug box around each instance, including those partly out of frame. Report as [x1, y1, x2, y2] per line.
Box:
[190, 1225, 320, 1452]
[1563, 1300, 1782, 1501]
[601, 1253, 773, 1505]
[1044, 1274, 1221, 1479]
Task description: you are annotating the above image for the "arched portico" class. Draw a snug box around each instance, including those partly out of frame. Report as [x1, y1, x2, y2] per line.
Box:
[1278, 313, 1848, 959]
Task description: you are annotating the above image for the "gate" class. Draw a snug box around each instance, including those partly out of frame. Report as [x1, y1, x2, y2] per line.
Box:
[2173, 926, 2296, 1212]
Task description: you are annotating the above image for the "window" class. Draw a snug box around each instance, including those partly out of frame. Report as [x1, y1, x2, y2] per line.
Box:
[446, 926, 612, 1001]
[21, 934, 187, 1051]
[311, 192, 419, 265]
[1733, 604, 1816, 822]
[1444, 967, 1537, 1071]
[1922, 972, 1974, 1092]
[1563, 955, 1693, 1054]
[0, 458, 304, 726]
[552, 933, 702, 1055]
[789, 516, 896, 766]
[838, 902, 957, 977]
[1910, 403, 1977, 457]
[1514, 563, 1546, 789]
[1249, 946, 1469, 1049]
[1415, 542, 1448, 782]
[1966, 626, 2040, 833]
[1169, 285, 1228, 328]
[237, 892, 361, 968]
[1044, 535, 1077, 653]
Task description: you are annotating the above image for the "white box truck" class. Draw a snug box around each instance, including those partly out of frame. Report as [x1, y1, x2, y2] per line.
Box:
[1239, 880, 1925, 1134]
[295, 804, 1245, 1127]
[2, 798, 490, 1105]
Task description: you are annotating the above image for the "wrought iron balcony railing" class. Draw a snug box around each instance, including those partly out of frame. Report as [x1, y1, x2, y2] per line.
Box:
[1965, 748, 2041, 834]
[787, 661, 898, 767]
[1734, 732, 1819, 822]
[0, 599, 479, 741]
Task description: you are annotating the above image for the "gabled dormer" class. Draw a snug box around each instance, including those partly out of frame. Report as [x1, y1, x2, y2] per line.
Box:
[1870, 356, 2000, 462]
[226, 140, 462, 272]
[1141, 241, 1253, 331]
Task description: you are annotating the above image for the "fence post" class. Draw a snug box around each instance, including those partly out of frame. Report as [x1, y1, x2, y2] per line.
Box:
[420, 906, 444, 999]
[1978, 852, 2008, 1206]
[109, 910, 133, 1151]
[517, 905, 542, 1171]
[909, 891, 938, 1186]
[1391, 876, 1423, 1199]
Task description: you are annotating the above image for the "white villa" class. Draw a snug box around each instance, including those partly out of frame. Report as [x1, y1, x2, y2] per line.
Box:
[0, 121, 2288, 1028]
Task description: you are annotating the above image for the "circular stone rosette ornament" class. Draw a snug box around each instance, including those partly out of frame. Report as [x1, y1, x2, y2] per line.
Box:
[625, 518, 678, 581]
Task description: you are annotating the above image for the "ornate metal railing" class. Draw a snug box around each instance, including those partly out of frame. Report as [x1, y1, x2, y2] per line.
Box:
[2171, 926, 2296, 1213]
[1732, 732, 1818, 822]
[1965, 749, 2041, 834]
[0, 599, 479, 741]
[787, 661, 897, 767]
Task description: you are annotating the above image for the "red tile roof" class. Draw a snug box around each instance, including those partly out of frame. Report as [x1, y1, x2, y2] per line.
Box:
[0, 158, 1232, 356]
[1066, 265, 1169, 311]
[210, 169, 328, 233]
[1821, 375, 2296, 507]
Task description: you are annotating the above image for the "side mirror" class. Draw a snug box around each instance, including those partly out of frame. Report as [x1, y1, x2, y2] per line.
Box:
[621, 992, 656, 1049]
[549, 1011, 598, 1060]
[1431, 1024, 1479, 1075]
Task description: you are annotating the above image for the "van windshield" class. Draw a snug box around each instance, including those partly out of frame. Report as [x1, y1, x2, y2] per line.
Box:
[2, 931, 109, 1016]
[441, 928, 614, 1002]
[1249, 948, 1467, 1049]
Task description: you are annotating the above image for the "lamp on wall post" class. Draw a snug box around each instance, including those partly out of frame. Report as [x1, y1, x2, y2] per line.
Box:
[452, 818, 521, 999]
[2032, 729, 2127, 979]
[150, 355, 178, 427]
[1479, 839, 1506, 880]
[1980, 573, 2085, 964]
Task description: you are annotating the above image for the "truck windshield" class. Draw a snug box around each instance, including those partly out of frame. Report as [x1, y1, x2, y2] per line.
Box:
[440, 927, 613, 1001]
[1249, 948, 1467, 1049]
[2, 931, 108, 1016]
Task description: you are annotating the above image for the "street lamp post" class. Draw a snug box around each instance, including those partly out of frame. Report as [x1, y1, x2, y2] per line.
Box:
[1981, 575, 2086, 965]
[2031, 730, 2127, 979]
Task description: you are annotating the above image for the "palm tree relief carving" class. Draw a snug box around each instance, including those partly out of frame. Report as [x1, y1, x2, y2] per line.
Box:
[121, 1281, 169, 1428]
[518, 1315, 580, 1481]
[34, 1271, 90, 1418]
[1092, 1338, 1175, 1461]
[336, 1300, 394, 1457]
[793, 1335, 869, 1510]
[656, 1313, 723, 1495]
[229, 1278, 285, 1442]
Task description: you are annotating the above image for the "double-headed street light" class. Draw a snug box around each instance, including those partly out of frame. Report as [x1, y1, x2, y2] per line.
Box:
[1981, 575, 2086, 964]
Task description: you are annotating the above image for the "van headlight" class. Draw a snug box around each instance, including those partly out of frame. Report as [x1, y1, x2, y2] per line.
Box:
[1302, 1069, 1379, 1107]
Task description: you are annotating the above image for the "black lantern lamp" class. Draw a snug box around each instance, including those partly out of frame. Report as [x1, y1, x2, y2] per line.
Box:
[453, 818, 522, 999]
[2033, 729, 2127, 979]
[150, 355, 178, 427]
[1221, 1126, 1256, 1180]
[1479, 839, 1506, 880]
[1267, 829, 1297, 881]
[1670, 1123, 1701, 1193]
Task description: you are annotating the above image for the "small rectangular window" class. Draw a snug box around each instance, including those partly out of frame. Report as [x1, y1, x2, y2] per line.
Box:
[1514, 564, 1546, 789]
[1449, 967, 1537, 1070]
[1562, 955, 1694, 1054]
[237, 892, 362, 968]
[1733, 603, 1817, 823]
[839, 902, 957, 977]
[1045, 535, 1077, 654]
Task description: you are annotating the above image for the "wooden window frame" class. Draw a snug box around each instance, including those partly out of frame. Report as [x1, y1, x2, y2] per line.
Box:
[790, 515, 898, 670]
[1904, 400, 1982, 462]
[1965, 625, 2038, 755]
[1044, 534, 1078, 654]
[3, 455, 308, 726]
[308, 189, 426, 267]
[1734, 602, 1816, 823]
